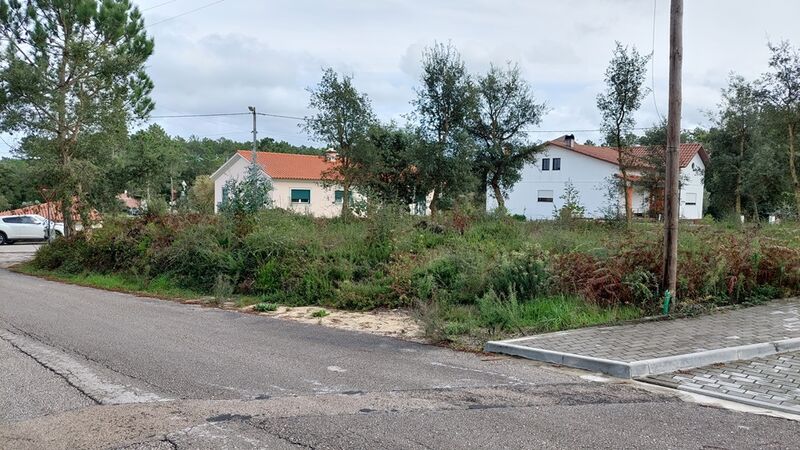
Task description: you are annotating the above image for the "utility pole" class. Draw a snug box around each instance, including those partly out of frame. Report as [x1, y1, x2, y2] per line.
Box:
[662, 0, 682, 308]
[248, 106, 258, 164]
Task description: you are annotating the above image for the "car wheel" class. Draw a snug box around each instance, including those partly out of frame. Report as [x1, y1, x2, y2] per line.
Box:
[0, 232, 6, 245]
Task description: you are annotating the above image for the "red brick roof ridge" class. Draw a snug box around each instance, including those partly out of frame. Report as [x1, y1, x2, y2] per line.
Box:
[548, 136, 708, 168]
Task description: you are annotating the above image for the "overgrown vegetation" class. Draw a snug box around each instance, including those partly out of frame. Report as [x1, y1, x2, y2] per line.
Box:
[26, 210, 800, 344]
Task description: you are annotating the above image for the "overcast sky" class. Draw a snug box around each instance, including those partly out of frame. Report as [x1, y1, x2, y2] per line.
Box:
[3, 0, 800, 157]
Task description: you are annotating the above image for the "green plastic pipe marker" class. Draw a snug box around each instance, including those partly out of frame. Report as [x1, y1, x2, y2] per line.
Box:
[662, 290, 672, 315]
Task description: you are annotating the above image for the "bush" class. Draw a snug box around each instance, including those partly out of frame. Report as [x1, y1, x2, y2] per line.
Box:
[311, 309, 329, 318]
[253, 302, 278, 312]
[27, 208, 800, 342]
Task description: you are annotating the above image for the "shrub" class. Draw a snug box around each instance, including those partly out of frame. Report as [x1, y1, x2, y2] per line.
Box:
[27, 208, 800, 341]
[489, 244, 549, 300]
[311, 309, 329, 318]
[253, 302, 278, 312]
[151, 223, 235, 292]
[212, 274, 234, 303]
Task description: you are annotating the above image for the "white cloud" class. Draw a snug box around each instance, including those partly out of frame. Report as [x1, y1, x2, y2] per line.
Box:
[3, 0, 800, 157]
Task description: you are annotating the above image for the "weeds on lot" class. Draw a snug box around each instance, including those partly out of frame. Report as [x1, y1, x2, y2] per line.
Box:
[311, 309, 329, 318]
[253, 302, 278, 312]
[26, 209, 800, 343]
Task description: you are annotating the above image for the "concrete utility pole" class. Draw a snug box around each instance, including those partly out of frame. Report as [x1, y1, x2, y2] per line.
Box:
[248, 106, 258, 164]
[662, 0, 683, 306]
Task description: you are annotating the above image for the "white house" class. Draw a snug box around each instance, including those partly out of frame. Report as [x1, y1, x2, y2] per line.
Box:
[212, 150, 350, 218]
[490, 135, 709, 220]
[211, 149, 431, 217]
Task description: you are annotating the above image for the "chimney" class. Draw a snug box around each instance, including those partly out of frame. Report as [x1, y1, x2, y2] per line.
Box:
[564, 134, 575, 148]
[324, 148, 338, 162]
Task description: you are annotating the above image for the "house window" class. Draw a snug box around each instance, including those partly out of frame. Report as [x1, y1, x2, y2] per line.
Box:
[537, 190, 554, 203]
[291, 189, 311, 204]
[552, 158, 561, 171]
[334, 190, 352, 204]
[684, 192, 697, 206]
[541, 158, 550, 171]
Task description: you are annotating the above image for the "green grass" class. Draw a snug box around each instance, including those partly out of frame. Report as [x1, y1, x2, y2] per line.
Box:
[311, 309, 329, 318]
[253, 302, 278, 312]
[429, 294, 643, 342]
[14, 266, 201, 300]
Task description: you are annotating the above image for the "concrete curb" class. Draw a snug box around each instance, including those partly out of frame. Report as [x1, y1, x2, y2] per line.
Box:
[677, 385, 800, 416]
[484, 337, 800, 379]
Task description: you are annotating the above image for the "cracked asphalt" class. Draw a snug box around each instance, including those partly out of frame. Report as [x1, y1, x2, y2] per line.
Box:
[1, 250, 800, 448]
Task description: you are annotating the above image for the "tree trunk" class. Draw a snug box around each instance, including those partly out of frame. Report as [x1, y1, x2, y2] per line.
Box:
[475, 170, 488, 212]
[62, 195, 74, 238]
[788, 123, 800, 215]
[429, 185, 440, 217]
[752, 198, 759, 221]
[490, 176, 505, 212]
[735, 135, 744, 215]
[341, 181, 352, 218]
[620, 169, 633, 225]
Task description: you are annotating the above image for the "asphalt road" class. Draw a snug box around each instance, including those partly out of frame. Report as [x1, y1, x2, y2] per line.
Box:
[0, 244, 41, 268]
[1, 262, 799, 448]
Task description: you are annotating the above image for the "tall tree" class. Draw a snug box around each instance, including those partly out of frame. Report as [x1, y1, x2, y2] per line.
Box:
[125, 124, 183, 202]
[303, 68, 375, 217]
[636, 121, 706, 217]
[413, 42, 476, 215]
[597, 42, 651, 225]
[468, 63, 546, 211]
[353, 123, 428, 209]
[714, 75, 761, 215]
[762, 40, 800, 214]
[0, 0, 154, 234]
[188, 175, 215, 214]
[0, 157, 36, 209]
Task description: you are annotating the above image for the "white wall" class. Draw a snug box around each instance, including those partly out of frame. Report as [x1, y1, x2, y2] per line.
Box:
[679, 153, 705, 220]
[491, 145, 622, 219]
[213, 156, 342, 217]
[491, 144, 706, 221]
[212, 155, 360, 218]
[271, 179, 344, 218]
[214, 156, 257, 213]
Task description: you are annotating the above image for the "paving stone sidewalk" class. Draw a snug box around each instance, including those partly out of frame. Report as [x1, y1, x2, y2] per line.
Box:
[646, 351, 800, 415]
[486, 299, 800, 378]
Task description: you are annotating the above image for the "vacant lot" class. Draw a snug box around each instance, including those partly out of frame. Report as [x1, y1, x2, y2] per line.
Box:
[21, 210, 800, 346]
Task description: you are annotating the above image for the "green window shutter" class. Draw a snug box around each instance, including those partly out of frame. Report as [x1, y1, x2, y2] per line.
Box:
[291, 189, 311, 203]
[334, 190, 343, 203]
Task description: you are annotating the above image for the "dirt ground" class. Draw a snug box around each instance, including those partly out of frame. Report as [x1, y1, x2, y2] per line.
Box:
[241, 304, 424, 341]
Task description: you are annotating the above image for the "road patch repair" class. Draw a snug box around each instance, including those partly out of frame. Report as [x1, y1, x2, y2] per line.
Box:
[485, 299, 800, 414]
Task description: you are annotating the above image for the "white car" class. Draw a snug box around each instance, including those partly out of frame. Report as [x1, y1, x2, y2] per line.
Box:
[0, 214, 64, 245]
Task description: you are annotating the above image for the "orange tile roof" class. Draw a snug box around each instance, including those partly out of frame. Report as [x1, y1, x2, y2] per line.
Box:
[548, 136, 709, 168]
[236, 150, 338, 180]
[0, 201, 100, 222]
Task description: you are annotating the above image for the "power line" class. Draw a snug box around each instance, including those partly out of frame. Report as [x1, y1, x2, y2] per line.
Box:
[147, 111, 661, 135]
[0, 135, 17, 152]
[148, 112, 251, 119]
[522, 127, 650, 134]
[651, 0, 664, 121]
[148, 0, 225, 27]
[141, 0, 180, 12]
[147, 111, 306, 121]
[257, 112, 305, 121]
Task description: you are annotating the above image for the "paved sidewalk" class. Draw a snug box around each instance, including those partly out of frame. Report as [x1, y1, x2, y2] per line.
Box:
[486, 299, 800, 378]
[645, 351, 800, 415]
